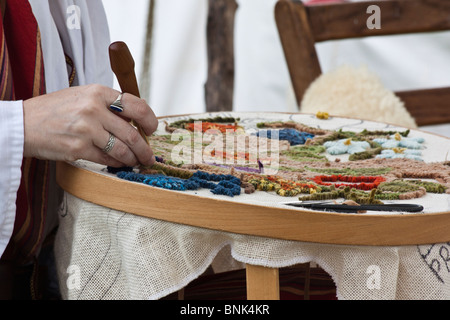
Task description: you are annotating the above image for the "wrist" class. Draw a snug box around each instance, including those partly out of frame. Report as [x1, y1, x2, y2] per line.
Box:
[22, 98, 38, 158]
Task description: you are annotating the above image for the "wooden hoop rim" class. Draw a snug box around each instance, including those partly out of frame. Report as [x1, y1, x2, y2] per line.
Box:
[56, 161, 450, 246]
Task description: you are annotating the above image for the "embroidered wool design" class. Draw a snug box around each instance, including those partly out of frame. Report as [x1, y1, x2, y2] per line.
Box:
[105, 116, 449, 207]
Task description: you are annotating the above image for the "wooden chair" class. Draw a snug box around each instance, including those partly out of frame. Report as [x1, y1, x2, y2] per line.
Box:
[275, 0, 450, 126]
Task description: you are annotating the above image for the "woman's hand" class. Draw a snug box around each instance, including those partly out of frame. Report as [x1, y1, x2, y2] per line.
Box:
[23, 84, 158, 168]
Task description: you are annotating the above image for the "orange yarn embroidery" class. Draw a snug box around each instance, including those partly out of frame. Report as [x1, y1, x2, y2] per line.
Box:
[185, 122, 242, 133]
[209, 150, 250, 161]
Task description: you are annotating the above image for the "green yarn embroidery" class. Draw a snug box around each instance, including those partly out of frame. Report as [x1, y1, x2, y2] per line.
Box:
[377, 179, 446, 194]
[348, 147, 383, 161]
[297, 179, 447, 204]
[377, 180, 421, 193]
[281, 145, 327, 162]
[248, 177, 321, 197]
[305, 166, 392, 176]
[142, 162, 194, 179]
[297, 186, 384, 204]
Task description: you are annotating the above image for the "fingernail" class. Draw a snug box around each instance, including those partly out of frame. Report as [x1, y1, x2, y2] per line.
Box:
[142, 155, 155, 167]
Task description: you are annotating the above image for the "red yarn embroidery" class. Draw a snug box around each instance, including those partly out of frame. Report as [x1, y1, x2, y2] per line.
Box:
[312, 175, 386, 190]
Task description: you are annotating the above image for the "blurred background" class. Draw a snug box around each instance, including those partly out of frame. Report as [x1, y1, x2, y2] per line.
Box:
[102, 0, 450, 135]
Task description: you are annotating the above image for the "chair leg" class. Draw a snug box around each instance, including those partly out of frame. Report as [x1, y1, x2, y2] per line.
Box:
[177, 288, 185, 300]
[246, 264, 280, 300]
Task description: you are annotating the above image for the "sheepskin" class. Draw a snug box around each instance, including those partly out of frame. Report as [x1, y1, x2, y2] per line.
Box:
[300, 65, 418, 128]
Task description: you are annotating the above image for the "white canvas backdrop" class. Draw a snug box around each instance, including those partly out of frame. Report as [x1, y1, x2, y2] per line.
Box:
[102, 0, 450, 136]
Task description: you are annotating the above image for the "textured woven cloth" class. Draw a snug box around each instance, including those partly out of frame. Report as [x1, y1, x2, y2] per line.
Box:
[55, 192, 450, 300]
[54, 113, 450, 300]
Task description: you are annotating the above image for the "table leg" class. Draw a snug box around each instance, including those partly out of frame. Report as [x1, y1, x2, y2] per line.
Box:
[246, 264, 280, 300]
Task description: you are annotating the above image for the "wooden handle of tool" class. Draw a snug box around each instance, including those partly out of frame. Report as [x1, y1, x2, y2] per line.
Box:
[109, 41, 141, 97]
[109, 41, 149, 144]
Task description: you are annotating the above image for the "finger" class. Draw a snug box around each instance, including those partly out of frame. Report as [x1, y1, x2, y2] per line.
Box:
[92, 129, 141, 167]
[82, 144, 127, 168]
[101, 110, 155, 166]
[107, 91, 159, 136]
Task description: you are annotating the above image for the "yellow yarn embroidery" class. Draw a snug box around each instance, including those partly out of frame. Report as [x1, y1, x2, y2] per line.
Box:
[316, 111, 329, 120]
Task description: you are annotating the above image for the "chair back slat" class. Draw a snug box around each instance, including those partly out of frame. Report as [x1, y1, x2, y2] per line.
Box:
[307, 0, 450, 42]
[396, 88, 450, 126]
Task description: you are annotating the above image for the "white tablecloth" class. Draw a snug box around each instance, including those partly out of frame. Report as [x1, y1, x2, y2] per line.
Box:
[55, 192, 450, 300]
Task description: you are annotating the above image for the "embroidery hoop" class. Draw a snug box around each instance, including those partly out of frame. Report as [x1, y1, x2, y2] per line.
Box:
[56, 112, 450, 246]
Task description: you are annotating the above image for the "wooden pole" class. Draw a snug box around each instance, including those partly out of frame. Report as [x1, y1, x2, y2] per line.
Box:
[139, 0, 155, 104]
[205, 0, 238, 112]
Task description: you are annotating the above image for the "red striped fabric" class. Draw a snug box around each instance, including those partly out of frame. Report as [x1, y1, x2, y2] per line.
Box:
[1, 0, 50, 265]
[0, 12, 13, 100]
[163, 266, 337, 300]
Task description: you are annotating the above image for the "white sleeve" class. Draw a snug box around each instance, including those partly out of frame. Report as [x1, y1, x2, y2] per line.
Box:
[0, 101, 24, 258]
[28, 0, 113, 91]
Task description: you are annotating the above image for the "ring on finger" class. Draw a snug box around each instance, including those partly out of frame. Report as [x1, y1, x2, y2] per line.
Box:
[102, 133, 116, 153]
[109, 93, 124, 112]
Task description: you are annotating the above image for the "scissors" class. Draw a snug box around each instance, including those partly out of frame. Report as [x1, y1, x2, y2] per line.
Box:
[284, 201, 424, 213]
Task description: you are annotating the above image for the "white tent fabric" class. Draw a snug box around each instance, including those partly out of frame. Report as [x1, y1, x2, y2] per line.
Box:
[102, 0, 450, 137]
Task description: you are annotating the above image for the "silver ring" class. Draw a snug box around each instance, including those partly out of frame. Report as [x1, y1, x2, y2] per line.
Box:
[102, 133, 116, 153]
[109, 93, 123, 112]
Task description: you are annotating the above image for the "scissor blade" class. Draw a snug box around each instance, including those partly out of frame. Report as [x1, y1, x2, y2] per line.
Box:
[284, 202, 424, 213]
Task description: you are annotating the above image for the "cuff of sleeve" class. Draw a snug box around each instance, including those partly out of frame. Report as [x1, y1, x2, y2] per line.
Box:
[0, 101, 24, 258]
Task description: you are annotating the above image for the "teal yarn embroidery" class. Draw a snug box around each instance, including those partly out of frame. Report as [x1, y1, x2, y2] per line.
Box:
[116, 171, 191, 190]
[113, 169, 241, 197]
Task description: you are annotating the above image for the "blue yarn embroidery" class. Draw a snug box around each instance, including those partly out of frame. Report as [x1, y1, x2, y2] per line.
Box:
[113, 169, 242, 197]
[373, 135, 425, 149]
[376, 149, 423, 161]
[190, 170, 241, 185]
[255, 129, 314, 146]
[211, 180, 241, 196]
[324, 139, 371, 155]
